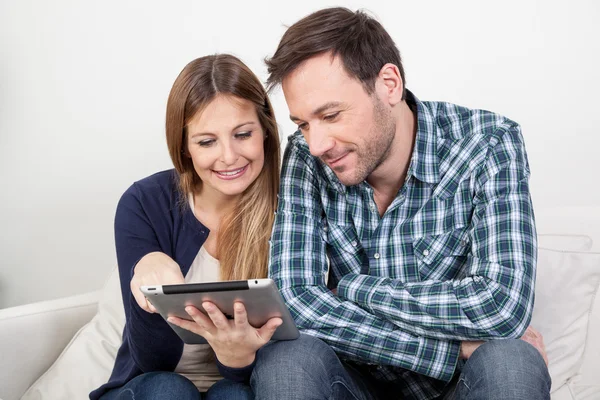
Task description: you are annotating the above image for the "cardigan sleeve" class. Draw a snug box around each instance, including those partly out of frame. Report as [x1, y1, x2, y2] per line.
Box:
[215, 357, 255, 383]
[114, 182, 184, 372]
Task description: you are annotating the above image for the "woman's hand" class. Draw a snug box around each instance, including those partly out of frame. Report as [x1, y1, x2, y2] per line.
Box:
[130, 252, 185, 313]
[168, 301, 282, 368]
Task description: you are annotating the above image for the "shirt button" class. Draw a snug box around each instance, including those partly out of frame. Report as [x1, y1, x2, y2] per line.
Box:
[369, 203, 376, 211]
[460, 239, 468, 246]
[323, 226, 328, 232]
[351, 241, 357, 247]
[423, 249, 430, 256]
[374, 253, 380, 259]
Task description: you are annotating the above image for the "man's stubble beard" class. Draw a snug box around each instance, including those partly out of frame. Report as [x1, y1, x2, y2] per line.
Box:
[335, 97, 396, 186]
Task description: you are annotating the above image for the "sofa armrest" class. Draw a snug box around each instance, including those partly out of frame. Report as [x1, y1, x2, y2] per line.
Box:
[0, 291, 100, 400]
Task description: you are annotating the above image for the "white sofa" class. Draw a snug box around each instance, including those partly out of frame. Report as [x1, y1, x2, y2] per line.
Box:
[1, 207, 599, 400]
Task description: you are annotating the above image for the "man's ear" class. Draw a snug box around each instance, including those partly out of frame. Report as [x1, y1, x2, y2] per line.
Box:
[378, 63, 404, 106]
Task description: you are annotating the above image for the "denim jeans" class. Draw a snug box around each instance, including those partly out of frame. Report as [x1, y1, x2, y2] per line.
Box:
[251, 334, 551, 400]
[99, 372, 253, 400]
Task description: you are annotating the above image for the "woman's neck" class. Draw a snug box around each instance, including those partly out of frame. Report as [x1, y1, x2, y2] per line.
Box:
[193, 187, 239, 226]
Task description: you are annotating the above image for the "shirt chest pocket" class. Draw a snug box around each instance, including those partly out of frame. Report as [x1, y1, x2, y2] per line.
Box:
[321, 221, 365, 275]
[412, 227, 471, 280]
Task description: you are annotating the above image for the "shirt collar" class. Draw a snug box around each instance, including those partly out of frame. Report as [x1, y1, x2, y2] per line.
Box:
[319, 89, 441, 193]
[406, 90, 440, 184]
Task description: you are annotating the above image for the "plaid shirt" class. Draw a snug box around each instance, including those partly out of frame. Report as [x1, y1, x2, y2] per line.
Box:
[269, 91, 537, 399]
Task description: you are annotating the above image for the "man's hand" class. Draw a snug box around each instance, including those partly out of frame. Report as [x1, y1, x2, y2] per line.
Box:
[460, 326, 548, 365]
[520, 326, 548, 366]
[459, 340, 484, 359]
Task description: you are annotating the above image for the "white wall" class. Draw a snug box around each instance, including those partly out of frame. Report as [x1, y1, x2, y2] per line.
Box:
[1, 0, 599, 308]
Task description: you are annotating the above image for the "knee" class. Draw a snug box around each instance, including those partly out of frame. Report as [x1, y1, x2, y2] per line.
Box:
[207, 379, 253, 400]
[252, 334, 340, 396]
[254, 334, 337, 375]
[470, 339, 548, 374]
[137, 372, 199, 399]
[460, 339, 551, 399]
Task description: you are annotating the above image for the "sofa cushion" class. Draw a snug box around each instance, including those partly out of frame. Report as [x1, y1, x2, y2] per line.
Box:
[21, 267, 124, 400]
[531, 239, 600, 394]
[20, 236, 600, 399]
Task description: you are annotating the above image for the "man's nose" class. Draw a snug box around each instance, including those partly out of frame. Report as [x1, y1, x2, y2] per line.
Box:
[306, 129, 335, 158]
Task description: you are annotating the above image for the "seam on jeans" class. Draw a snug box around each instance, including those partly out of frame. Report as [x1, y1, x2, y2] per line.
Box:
[330, 379, 363, 400]
[458, 377, 470, 391]
[123, 388, 135, 400]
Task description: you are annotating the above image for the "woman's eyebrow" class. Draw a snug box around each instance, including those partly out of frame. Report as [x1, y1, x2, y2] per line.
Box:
[191, 121, 256, 137]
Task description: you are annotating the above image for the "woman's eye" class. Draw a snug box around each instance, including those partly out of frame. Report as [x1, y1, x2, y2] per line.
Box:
[197, 139, 215, 147]
[235, 131, 252, 139]
[323, 112, 340, 121]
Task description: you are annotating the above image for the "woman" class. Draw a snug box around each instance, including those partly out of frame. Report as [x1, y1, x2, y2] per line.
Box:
[91, 54, 281, 400]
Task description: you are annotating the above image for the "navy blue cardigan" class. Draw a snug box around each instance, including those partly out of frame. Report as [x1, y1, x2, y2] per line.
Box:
[90, 170, 253, 399]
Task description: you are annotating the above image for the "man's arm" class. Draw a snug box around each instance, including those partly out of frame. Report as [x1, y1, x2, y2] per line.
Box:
[337, 123, 537, 340]
[270, 138, 460, 383]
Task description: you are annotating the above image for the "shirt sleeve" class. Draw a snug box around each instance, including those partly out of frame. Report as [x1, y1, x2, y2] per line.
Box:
[114, 183, 184, 372]
[269, 138, 460, 383]
[337, 123, 537, 341]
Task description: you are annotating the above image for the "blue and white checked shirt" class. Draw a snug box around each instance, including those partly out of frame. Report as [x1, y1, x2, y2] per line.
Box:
[269, 91, 537, 399]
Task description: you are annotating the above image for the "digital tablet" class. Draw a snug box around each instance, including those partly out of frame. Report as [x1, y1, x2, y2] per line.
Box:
[141, 279, 299, 344]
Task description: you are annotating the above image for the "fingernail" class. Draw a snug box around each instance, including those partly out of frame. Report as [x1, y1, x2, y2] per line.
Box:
[203, 303, 214, 311]
[185, 306, 194, 314]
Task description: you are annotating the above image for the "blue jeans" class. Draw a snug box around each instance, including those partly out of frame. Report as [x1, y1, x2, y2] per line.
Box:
[99, 372, 253, 400]
[251, 334, 551, 400]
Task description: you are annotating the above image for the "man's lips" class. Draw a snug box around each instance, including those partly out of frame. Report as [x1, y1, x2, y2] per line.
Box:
[324, 152, 349, 167]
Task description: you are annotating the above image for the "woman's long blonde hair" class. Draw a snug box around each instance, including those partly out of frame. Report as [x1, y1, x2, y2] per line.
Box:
[165, 54, 280, 280]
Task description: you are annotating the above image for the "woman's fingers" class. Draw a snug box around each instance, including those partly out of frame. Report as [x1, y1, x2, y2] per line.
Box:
[129, 253, 186, 314]
[147, 299, 157, 313]
[202, 302, 230, 330]
[131, 280, 154, 313]
[233, 302, 248, 328]
[172, 301, 283, 354]
[184, 305, 215, 335]
[168, 315, 206, 336]
[256, 317, 283, 342]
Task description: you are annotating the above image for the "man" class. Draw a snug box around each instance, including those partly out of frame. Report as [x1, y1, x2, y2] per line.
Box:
[252, 7, 550, 400]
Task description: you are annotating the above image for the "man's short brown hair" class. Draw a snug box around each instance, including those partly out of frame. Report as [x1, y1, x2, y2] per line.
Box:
[265, 7, 406, 99]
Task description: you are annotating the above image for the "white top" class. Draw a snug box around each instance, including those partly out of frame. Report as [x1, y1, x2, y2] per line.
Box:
[173, 195, 222, 391]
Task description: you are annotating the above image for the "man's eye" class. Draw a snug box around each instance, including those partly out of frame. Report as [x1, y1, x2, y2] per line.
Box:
[297, 123, 308, 131]
[323, 112, 340, 121]
[235, 131, 252, 139]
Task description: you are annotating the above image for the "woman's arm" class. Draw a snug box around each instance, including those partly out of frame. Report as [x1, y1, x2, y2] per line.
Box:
[115, 183, 186, 372]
